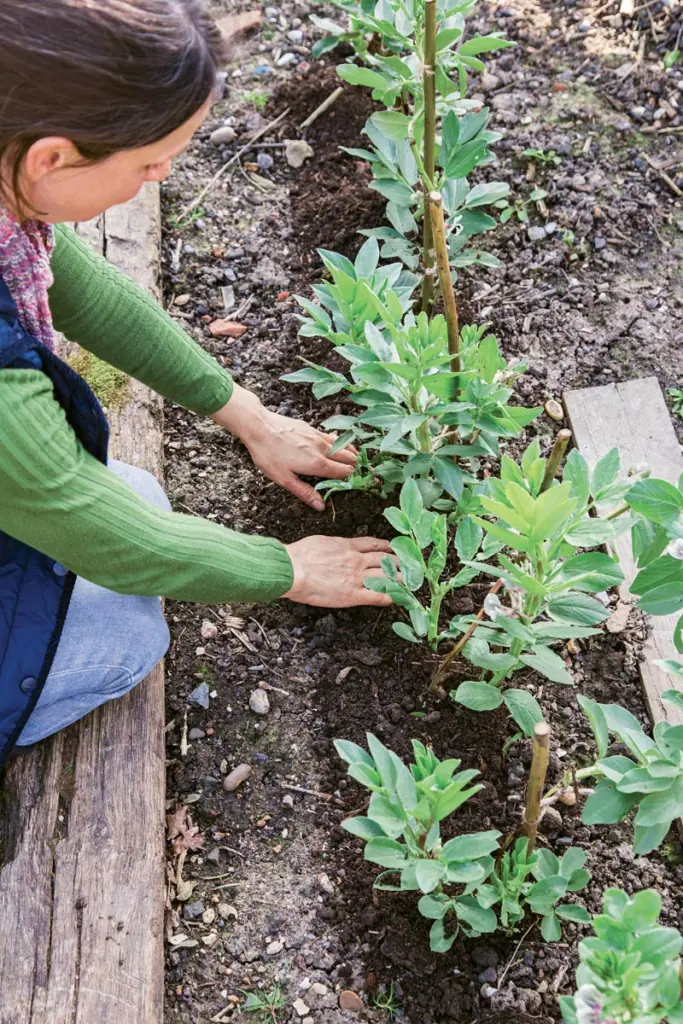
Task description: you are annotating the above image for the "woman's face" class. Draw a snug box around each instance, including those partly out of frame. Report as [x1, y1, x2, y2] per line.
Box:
[15, 98, 210, 223]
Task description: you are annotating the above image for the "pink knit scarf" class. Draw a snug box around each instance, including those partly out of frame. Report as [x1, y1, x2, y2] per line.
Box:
[0, 203, 55, 350]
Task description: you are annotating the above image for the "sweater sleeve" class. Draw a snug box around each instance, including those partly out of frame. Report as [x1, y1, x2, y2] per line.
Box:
[48, 223, 233, 417]
[0, 370, 293, 604]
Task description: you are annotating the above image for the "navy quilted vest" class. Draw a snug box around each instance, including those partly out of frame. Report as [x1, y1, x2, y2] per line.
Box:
[0, 277, 109, 768]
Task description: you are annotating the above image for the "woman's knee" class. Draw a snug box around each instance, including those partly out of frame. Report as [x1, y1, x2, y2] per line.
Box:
[107, 458, 171, 512]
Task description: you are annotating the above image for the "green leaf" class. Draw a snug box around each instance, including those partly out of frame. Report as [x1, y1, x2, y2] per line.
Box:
[623, 889, 662, 929]
[428, 917, 458, 953]
[563, 450, 591, 506]
[442, 830, 501, 863]
[391, 535, 425, 591]
[473, 515, 530, 553]
[540, 912, 562, 942]
[393, 621, 422, 644]
[445, 138, 488, 180]
[465, 182, 510, 208]
[364, 838, 407, 869]
[342, 816, 388, 840]
[627, 477, 683, 525]
[555, 904, 591, 923]
[582, 778, 640, 824]
[334, 738, 374, 767]
[503, 689, 544, 736]
[459, 34, 515, 55]
[384, 506, 411, 535]
[632, 819, 672, 856]
[336, 64, 388, 91]
[591, 447, 620, 499]
[369, 110, 411, 141]
[520, 646, 574, 685]
[415, 860, 446, 893]
[400, 477, 424, 526]
[663, 688, 683, 713]
[639, 583, 683, 616]
[634, 777, 683, 827]
[455, 517, 483, 562]
[454, 895, 498, 933]
[435, 781, 483, 821]
[632, 926, 683, 963]
[354, 236, 380, 279]
[433, 457, 464, 500]
[546, 592, 610, 626]
[559, 552, 624, 592]
[418, 893, 450, 920]
[367, 795, 405, 837]
[565, 517, 616, 547]
[452, 681, 504, 711]
[577, 695, 609, 758]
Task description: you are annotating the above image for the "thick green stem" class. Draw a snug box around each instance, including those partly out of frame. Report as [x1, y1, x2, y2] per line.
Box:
[428, 586, 445, 648]
[420, 0, 437, 314]
[540, 429, 572, 494]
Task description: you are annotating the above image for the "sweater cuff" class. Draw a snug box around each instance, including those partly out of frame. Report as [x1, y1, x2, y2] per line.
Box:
[235, 536, 294, 603]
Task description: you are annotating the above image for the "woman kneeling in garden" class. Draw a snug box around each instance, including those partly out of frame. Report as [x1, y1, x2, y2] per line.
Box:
[0, 0, 393, 767]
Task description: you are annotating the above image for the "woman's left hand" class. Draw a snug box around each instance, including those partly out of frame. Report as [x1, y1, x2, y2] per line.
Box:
[212, 385, 356, 511]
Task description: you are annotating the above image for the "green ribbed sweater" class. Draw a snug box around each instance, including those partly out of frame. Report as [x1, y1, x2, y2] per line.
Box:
[0, 224, 294, 603]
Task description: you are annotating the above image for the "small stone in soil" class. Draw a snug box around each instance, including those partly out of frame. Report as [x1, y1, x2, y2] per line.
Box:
[310, 982, 328, 996]
[249, 689, 270, 715]
[317, 872, 335, 895]
[293, 998, 311, 1017]
[285, 139, 314, 169]
[266, 939, 284, 955]
[183, 900, 205, 921]
[339, 990, 364, 1012]
[287, 29, 304, 42]
[544, 399, 564, 421]
[478, 967, 498, 984]
[481, 984, 498, 999]
[188, 727, 205, 740]
[210, 125, 237, 146]
[527, 225, 547, 242]
[208, 319, 247, 339]
[282, 794, 295, 808]
[201, 618, 218, 640]
[257, 152, 274, 171]
[223, 763, 252, 792]
[206, 846, 221, 865]
[472, 945, 499, 967]
[188, 682, 210, 709]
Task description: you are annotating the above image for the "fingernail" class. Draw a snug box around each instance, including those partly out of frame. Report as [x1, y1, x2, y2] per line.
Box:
[313, 499, 325, 512]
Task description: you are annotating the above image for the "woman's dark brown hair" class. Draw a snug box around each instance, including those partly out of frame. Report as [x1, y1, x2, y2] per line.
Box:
[0, 0, 226, 210]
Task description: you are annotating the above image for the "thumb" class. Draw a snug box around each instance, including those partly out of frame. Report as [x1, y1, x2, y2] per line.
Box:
[284, 473, 325, 513]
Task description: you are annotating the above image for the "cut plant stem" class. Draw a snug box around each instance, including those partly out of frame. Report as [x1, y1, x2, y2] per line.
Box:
[428, 191, 460, 375]
[431, 578, 504, 690]
[540, 429, 571, 493]
[521, 722, 551, 852]
[420, 0, 437, 314]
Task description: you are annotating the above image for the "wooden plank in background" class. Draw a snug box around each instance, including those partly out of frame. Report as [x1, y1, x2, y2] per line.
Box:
[0, 183, 165, 1024]
[565, 376, 683, 730]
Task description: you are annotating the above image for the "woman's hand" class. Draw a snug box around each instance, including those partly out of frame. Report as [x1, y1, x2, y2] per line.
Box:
[283, 536, 397, 607]
[212, 385, 356, 511]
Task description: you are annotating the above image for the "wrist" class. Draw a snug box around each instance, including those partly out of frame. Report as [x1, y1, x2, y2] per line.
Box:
[211, 384, 268, 444]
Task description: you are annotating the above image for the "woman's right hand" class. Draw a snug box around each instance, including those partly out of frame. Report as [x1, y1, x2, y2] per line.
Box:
[283, 535, 396, 608]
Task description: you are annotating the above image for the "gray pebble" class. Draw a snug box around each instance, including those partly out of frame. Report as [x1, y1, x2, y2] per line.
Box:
[206, 846, 221, 865]
[287, 29, 304, 43]
[527, 225, 547, 242]
[210, 125, 236, 146]
[276, 52, 297, 66]
[478, 967, 498, 984]
[183, 900, 205, 921]
[481, 984, 498, 999]
[249, 689, 270, 715]
[188, 682, 210, 709]
[188, 727, 205, 740]
[257, 152, 274, 171]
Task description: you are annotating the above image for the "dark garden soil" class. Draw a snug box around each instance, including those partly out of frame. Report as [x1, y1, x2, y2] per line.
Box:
[161, 2, 683, 1022]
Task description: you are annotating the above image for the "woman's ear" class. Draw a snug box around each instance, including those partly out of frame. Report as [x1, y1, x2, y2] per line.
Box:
[22, 137, 81, 185]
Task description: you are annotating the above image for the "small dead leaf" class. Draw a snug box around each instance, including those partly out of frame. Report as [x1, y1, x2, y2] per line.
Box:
[172, 831, 205, 855]
[606, 601, 631, 634]
[335, 666, 356, 684]
[166, 805, 189, 841]
[176, 879, 196, 902]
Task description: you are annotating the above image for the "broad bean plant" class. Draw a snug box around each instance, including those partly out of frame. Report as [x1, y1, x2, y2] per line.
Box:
[560, 889, 683, 1024]
[336, 734, 590, 952]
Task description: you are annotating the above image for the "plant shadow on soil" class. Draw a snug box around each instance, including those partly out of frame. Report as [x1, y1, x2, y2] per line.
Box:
[162, 26, 683, 1024]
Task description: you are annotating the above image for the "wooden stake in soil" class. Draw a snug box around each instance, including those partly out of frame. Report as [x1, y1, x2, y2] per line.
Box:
[521, 722, 551, 852]
[540, 428, 571, 494]
[431, 577, 504, 690]
[428, 191, 460, 375]
[420, 0, 438, 314]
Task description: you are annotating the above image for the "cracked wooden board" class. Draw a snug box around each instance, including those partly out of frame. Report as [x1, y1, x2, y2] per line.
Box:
[0, 183, 165, 1024]
[565, 376, 683, 731]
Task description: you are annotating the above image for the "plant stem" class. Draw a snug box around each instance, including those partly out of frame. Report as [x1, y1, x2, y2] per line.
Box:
[521, 722, 551, 853]
[420, 0, 437, 314]
[606, 502, 630, 520]
[428, 191, 460, 376]
[540, 429, 572, 494]
[431, 578, 504, 690]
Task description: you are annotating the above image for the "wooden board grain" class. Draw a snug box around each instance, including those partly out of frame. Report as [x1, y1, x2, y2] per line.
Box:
[0, 183, 165, 1024]
[565, 376, 683, 730]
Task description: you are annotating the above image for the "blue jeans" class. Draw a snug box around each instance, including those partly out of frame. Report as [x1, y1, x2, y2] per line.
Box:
[17, 460, 171, 745]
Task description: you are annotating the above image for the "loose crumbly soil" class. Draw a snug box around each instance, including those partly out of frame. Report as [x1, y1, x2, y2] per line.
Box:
[162, 3, 683, 1022]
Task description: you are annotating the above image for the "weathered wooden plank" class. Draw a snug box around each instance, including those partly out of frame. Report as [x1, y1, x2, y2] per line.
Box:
[565, 376, 683, 730]
[0, 183, 165, 1024]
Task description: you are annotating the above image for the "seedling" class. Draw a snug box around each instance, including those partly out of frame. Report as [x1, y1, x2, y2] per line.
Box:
[243, 89, 269, 110]
[668, 387, 683, 418]
[523, 147, 562, 167]
[373, 983, 400, 1019]
[496, 187, 548, 225]
[559, 888, 683, 1024]
[241, 985, 286, 1022]
[544, 692, 683, 855]
[337, 734, 590, 952]
[664, 49, 680, 71]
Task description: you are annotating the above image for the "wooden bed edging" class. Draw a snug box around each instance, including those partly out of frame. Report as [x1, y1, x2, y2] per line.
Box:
[565, 376, 683, 732]
[0, 184, 165, 1024]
